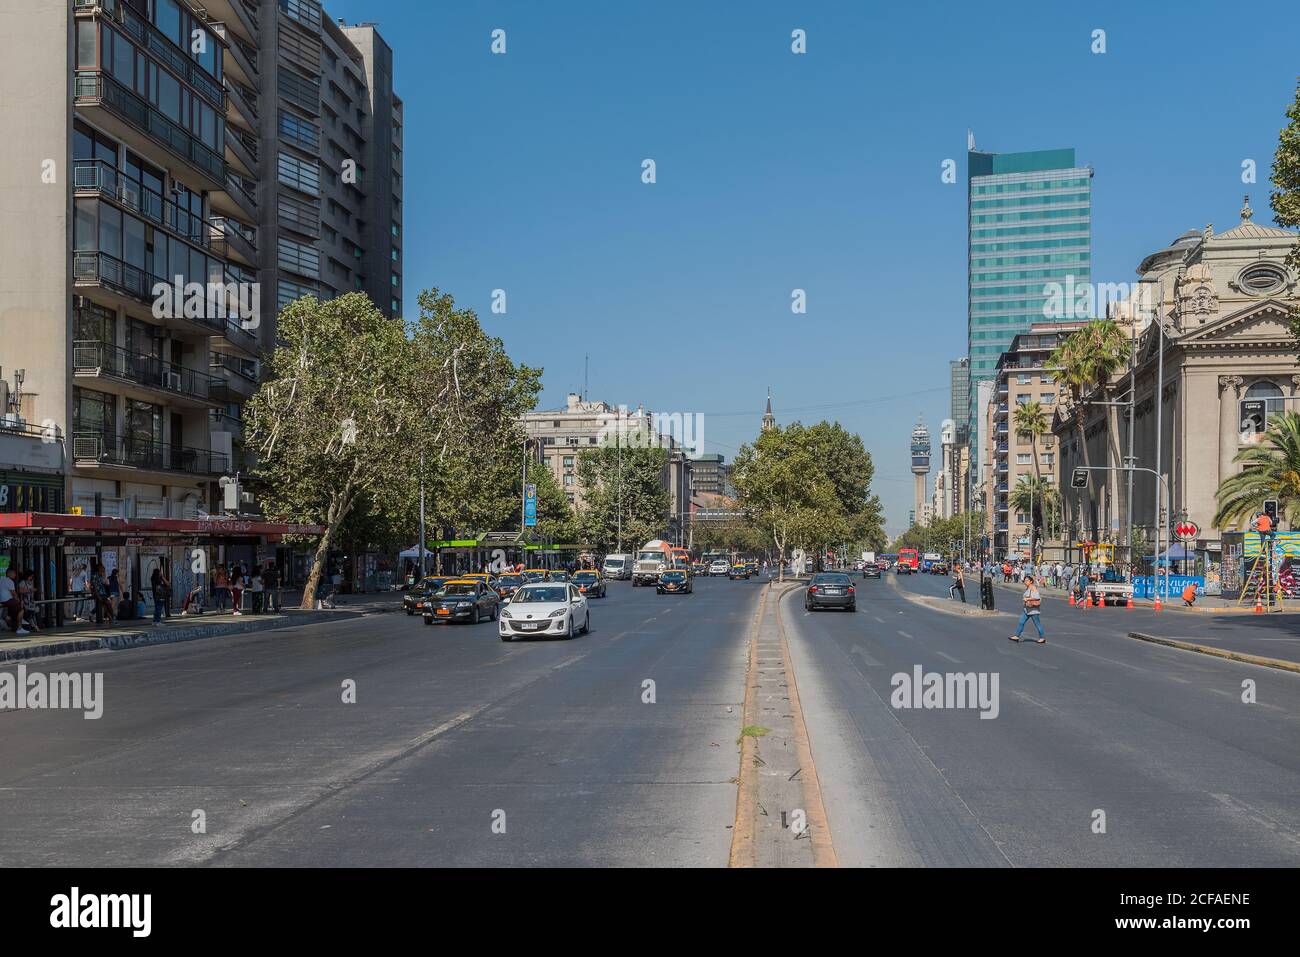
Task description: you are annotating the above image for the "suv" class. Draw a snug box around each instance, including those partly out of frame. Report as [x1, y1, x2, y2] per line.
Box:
[708, 559, 730, 577]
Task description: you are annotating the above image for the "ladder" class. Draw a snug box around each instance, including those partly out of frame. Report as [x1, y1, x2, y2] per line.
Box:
[1238, 534, 1284, 610]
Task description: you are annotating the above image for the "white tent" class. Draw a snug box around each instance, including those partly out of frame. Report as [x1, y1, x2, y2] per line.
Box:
[398, 545, 429, 559]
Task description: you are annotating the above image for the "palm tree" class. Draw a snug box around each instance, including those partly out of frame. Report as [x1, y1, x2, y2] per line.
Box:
[1010, 475, 1061, 557]
[1013, 400, 1048, 558]
[1049, 319, 1132, 544]
[1214, 410, 1300, 528]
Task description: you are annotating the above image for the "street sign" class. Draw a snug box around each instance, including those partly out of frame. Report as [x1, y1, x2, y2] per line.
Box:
[1071, 468, 1088, 489]
[1173, 521, 1199, 542]
[524, 484, 537, 527]
[1240, 399, 1267, 444]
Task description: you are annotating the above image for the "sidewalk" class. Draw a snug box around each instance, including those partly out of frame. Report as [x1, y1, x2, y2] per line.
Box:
[0, 590, 403, 663]
[988, 576, 1300, 615]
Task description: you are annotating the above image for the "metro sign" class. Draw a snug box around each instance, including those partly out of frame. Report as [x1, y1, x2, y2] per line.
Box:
[1173, 521, 1199, 542]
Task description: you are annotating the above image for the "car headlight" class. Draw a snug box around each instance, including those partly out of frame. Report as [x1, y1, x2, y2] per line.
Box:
[455, 602, 471, 609]
[548, 608, 567, 618]
[500, 609, 512, 619]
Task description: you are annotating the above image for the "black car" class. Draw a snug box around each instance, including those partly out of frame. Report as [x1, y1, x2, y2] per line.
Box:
[423, 580, 499, 625]
[571, 571, 606, 598]
[549, 570, 571, 583]
[727, 563, 751, 580]
[805, 572, 856, 612]
[404, 577, 449, 614]
[657, 570, 693, 594]
[862, 564, 881, 580]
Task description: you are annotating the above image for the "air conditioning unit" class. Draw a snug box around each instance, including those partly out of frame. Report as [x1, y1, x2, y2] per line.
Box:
[164, 371, 183, 391]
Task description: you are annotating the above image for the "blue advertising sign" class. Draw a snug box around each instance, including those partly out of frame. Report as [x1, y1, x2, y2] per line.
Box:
[524, 483, 537, 527]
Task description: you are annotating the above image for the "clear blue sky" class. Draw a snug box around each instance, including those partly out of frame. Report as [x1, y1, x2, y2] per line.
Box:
[330, 0, 1300, 536]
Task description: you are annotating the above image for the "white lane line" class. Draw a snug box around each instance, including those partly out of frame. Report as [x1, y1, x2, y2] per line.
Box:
[871, 615, 884, 623]
[898, 631, 914, 639]
[934, 651, 961, 664]
[850, 645, 882, 667]
[1011, 690, 1058, 714]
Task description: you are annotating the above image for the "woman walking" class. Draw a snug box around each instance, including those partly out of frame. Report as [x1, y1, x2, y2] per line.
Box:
[1009, 575, 1046, 644]
[949, 564, 966, 603]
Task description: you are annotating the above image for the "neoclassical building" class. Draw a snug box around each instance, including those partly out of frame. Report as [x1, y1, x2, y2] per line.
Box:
[1054, 197, 1299, 566]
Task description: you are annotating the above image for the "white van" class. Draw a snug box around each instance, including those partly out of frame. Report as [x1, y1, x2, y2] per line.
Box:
[602, 554, 633, 580]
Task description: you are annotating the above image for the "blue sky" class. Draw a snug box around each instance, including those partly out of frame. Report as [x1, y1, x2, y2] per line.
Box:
[330, 0, 1300, 535]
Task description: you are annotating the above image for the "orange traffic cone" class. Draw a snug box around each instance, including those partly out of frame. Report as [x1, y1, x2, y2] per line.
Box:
[1254, 595, 1264, 614]
[1069, 591, 1076, 606]
[1126, 594, 1134, 609]
[1153, 592, 1162, 611]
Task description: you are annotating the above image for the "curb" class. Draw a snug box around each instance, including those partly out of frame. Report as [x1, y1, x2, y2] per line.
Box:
[887, 574, 1008, 618]
[1125, 631, 1300, 674]
[0, 607, 389, 663]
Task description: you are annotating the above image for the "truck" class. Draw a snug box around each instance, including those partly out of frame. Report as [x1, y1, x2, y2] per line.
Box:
[862, 550, 876, 566]
[632, 540, 674, 587]
[896, 548, 920, 574]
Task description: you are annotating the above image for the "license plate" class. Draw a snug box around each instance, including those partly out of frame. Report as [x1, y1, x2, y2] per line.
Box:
[436, 608, 449, 616]
[825, 588, 842, 595]
[520, 623, 540, 630]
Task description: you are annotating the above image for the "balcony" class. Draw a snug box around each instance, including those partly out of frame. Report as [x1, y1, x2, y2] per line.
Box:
[208, 216, 257, 266]
[73, 251, 237, 341]
[74, 71, 225, 190]
[279, 0, 323, 34]
[224, 78, 260, 132]
[212, 171, 259, 221]
[75, 0, 225, 108]
[73, 341, 223, 408]
[996, 461, 1008, 473]
[73, 159, 208, 247]
[209, 409, 244, 442]
[72, 432, 227, 477]
[211, 22, 259, 89]
[209, 352, 259, 401]
[204, 0, 260, 45]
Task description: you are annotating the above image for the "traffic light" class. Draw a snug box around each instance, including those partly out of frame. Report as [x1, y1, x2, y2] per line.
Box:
[1263, 500, 1278, 523]
[1071, 468, 1088, 489]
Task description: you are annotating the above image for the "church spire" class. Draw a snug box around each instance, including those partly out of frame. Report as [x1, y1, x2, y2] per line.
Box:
[762, 388, 775, 432]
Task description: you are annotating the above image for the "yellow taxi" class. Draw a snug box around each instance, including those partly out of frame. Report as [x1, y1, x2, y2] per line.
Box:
[522, 568, 550, 584]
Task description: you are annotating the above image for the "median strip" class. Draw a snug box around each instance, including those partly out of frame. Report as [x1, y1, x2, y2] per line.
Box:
[730, 579, 837, 868]
[1126, 631, 1300, 674]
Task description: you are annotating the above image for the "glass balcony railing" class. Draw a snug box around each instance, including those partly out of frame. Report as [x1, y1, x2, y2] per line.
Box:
[72, 341, 222, 404]
[72, 251, 229, 334]
[75, 71, 225, 184]
[72, 432, 227, 476]
[73, 159, 207, 247]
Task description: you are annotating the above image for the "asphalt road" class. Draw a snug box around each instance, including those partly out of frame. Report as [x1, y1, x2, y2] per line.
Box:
[0, 575, 762, 867]
[784, 571, 1300, 866]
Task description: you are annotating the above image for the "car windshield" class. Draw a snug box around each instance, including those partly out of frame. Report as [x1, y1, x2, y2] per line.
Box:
[812, 574, 850, 585]
[604, 559, 624, 567]
[638, 551, 665, 561]
[421, 579, 449, 591]
[436, 583, 479, 597]
[550, 572, 569, 581]
[573, 573, 597, 581]
[512, 586, 568, 604]
[523, 572, 546, 581]
[498, 575, 522, 586]
[662, 572, 686, 581]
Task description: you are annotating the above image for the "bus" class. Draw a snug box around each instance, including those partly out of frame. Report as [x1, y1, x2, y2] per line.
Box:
[896, 548, 920, 574]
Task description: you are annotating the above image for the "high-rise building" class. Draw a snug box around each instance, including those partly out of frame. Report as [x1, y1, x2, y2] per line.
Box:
[966, 144, 1091, 456]
[0, 0, 401, 519]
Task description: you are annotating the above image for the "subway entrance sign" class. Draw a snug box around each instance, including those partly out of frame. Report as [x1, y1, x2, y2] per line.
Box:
[1071, 468, 1088, 489]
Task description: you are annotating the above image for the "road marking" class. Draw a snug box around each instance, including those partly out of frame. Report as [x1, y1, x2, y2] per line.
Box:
[851, 645, 882, 667]
[1011, 690, 1057, 714]
[934, 651, 961, 664]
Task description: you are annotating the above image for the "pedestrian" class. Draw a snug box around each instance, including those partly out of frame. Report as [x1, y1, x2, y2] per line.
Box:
[89, 563, 113, 625]
[979, 570, 995, 610]
[213, 565, 229, 611]
[949, 563, 966, 603]
[69, 562, 89, 622]
[1010, 575, 1046, 644]
[230, 564, 244, 616]
[250, 566, 265, 614]
[107, 568, 122, 620]
[158, 563, 172, 619]
[150, 562, 166, 626]
[263, 561, 280, 613]
[18, 570, 41, 632]
[0, 567, 27, 635]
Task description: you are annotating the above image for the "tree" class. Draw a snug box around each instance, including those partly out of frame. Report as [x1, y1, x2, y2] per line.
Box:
[1009, 475, 1060, 559]
[1214, 410, 1300, 529]
[246, 294, 420, 607]
[1012, 400, 1049, 557]
[575, 443, 670, 552]
[1270, 77, 1300, 274]
[1049, 319, 1131, 542]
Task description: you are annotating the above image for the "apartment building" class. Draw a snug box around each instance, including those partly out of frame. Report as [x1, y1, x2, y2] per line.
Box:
[985, 322, 1080, 560]
[0, 0, 401, 521]
[520, 393, 693, 543]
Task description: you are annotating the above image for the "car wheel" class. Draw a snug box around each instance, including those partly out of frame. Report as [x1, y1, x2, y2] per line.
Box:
[472, 606, 481, 625]
[423, 616, 432, 626]
[406, 609, 414, 616]
[848, 604, 857, 612]
[581, 611, 590, 634]
[490, 603, 498, 621]
[500, 632, 512, 642]
[565, 617, 576, 640]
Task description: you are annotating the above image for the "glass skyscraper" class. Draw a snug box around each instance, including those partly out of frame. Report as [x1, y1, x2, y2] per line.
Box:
[966, 147, 1092, 434]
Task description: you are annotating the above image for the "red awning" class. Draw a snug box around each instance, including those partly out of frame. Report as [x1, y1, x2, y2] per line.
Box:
[0, 512, 325, 537]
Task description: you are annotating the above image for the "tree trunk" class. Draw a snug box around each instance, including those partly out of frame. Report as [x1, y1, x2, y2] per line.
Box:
[300, 523, 337, 610]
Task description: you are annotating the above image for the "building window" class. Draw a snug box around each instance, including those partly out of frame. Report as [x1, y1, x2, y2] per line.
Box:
[277, 237, 320, 278]
[1016, 453, 1031, 465]
[563, 474, 575, 486]
[277, 152, 320, 196]
[1040, 393, 1056, 405]
[73, 386, 117, 436]
[563, 456, 574, 468]
[1017, 373, 1031, 385]
[1245, 380, 1286, 415]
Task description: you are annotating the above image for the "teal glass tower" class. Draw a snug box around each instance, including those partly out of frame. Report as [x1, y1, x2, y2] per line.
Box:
[965, 145, 1092, 447]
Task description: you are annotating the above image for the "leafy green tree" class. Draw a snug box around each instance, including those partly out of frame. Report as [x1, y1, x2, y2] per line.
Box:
[1214, 410, 1300, 529]
[1009, 475, 1060, 559]
[575, 443, 670, 552]
[246, 294, 420, 606]
[1271, 77, 1300, 273]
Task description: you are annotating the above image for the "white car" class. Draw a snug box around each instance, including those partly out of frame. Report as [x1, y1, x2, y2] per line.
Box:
[708, 560, 730, 576]
[499, 583, 590, 642]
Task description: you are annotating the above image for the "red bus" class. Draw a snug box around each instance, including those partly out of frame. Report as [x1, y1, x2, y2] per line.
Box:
[896, 548, 920, 574]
